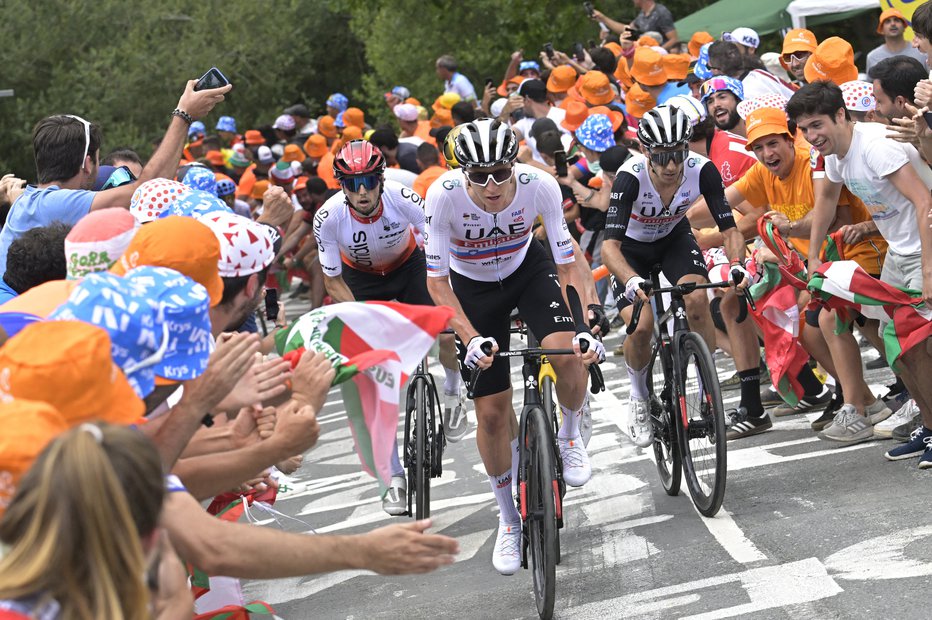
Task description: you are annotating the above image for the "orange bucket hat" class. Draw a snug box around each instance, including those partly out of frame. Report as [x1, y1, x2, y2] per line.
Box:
[578, 71, 615, 105]
[317, 115, 338, 139]
[631, 47, 667, 87]
[0, 399, 68, 514]
[625, 83, 657, 119]
[804, 37, 858, 86]
[547, 65, 577, 94]
[561, 99, 591, 132]
[304, 134, 328, 159]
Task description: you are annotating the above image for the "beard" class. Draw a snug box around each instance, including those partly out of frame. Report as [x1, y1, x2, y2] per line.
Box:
[713, 108, 741, 131]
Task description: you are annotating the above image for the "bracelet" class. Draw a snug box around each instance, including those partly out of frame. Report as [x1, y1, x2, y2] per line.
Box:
[200, 413, 214, 428]
[583, 190, 595, 202]
[171, 108, 195, 125]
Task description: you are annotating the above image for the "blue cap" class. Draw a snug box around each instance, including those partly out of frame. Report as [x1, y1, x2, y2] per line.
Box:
[181, 166, 218, 196]
[49, 272, 168, 398]
[160, 188, 232, 220]
[334, 111, 346, 128]
[123, 266, 212, 383]
[695, 43, 713, 81]
[0, 312, 41, 340]
[326, 93, 349, 112]
[188, 120, 206, 139]
[216, 115, 237, 133]
[519, 60, 541, 74]
[216, 177, 236, 197]
[700, 76, 745, 103]
[575, 114, 616, 152]
[390, 86, 410, 99]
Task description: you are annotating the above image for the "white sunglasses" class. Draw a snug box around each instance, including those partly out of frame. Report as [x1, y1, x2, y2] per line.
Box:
[64, 114, 91, 170]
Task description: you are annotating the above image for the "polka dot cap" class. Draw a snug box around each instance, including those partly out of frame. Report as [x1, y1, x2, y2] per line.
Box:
[840, 80, 875, 112]
[736, 94, 789, 120]
[130, 179, 188, 224]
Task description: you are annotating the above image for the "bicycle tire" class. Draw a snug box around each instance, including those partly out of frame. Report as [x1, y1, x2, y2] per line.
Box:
[526, 407, 557, 620]
[647, 346, 681, 496]
[414, 377, 431, 520]
[675, 332, 727, 517]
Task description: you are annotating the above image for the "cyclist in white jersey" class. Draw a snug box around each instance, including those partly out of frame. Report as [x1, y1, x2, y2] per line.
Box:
[312, 140, 467, 517]
[425, 119, 604, 576]
[601, 105, 749, 447]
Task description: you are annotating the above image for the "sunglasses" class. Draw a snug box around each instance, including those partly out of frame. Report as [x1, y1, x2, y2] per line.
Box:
[464, 167, 514, 187]
[781, 51, 810, 64]
[648, 149, 689, 167]
[341, 175, 381, 193]
[101, 165, 137, 190]
[65, 114, 91, 169]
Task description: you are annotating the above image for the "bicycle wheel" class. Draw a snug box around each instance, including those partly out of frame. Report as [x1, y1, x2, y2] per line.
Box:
[647, 346, 681, 496]
[413, 377, 431, 520]
[675, 332, 727, 517]
[526, 407, 557, 620]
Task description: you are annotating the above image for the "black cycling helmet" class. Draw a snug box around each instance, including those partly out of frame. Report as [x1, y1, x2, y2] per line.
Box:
[452, 118, 519, 168]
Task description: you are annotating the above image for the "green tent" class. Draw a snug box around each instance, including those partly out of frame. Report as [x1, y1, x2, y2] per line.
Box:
[675, 0, 878, 39]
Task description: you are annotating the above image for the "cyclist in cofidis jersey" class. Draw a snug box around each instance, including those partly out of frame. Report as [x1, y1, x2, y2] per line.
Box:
[601, 105, 749, 448]
[424, 119, 604, 576]
[312, 140, 467, 517]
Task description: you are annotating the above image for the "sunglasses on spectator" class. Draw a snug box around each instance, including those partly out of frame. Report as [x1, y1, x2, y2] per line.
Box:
[101, 165, 137, 190]
[648, 149, 688, 167]
[464, 167, 514, 187]
[65, 114, 91, 169]
[782, 51, 810, 64]
[341, 175, 381, 193]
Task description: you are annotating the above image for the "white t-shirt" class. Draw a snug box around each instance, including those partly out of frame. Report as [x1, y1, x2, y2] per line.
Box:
[825, 122, 932, 255]
[513, 107, 570, 164]
[384, 167, 418, 188]
[741, 69, 795, 101]
[445, 72, 478, 102]
[399, 136, 426, 147]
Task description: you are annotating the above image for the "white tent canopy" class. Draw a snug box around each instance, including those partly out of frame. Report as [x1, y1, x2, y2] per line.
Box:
[787, 0, 881, 29]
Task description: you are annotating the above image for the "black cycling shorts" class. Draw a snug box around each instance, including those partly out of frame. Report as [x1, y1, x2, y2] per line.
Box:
[342, 248, 432, 305]
[612, 220, 707, 310]
[450, 241, 575, 398]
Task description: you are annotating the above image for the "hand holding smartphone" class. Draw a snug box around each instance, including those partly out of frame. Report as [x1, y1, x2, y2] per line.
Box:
[554, 150, 568, 178]
[194, 67, 230, 92]
[543, 42, 555, 60]
[265, 288, 280, 321]
[583, 1, 595, 17]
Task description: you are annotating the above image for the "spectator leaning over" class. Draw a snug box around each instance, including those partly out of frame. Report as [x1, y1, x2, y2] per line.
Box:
[869, 55, 928, 125]
[723, 28, 760, 57]
[867, 8, 928, 73]
[0, 223, 71, 305]
[591, 1, 679, 52]
[0, 79, 230, 279]
[708, 40, 795, 100]
[413, 143, 447, 199]
[436, 54, 478, 104]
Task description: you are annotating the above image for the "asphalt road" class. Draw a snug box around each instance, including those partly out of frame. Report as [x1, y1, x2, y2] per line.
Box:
[243, 305, 932, 620]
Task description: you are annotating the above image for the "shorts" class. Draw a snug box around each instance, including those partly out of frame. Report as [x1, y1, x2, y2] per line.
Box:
[613, 221, 707, 310]
[878, 248, 923, 336]
[450, 240, 574, 398]
[342, 248, 432, 305]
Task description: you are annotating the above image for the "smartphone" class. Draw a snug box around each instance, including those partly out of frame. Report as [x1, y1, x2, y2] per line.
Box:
[567, 153, 581, 167]
[583, 1, 595, 17]
[626, 27, 642, 40]
[573, 42, 586, 62]
[554, 150, 568, 178]
[588, 39, 596, 49]
[543, 42, 555, 60]
[265, 288, 279, 321]
[485, 77, 495, 88]
[194, 67, 230, 91]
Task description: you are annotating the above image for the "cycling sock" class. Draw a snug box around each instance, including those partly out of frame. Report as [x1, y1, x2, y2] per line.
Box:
[739, 369, 765, 418]
[797, 365, 825, 398]
[489, 472, 520, 524]
[390, 442, 404, 477]
[626, 363, 650, 400]
[558, 404, 580, 439]
[510, 438, 519, 490]
[443, 367, 461, 395]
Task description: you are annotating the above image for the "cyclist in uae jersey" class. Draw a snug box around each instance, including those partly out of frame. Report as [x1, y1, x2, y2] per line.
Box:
[312, 140, 468, 517]
[424, 119, 604, 577]
[601, 105, 748, 448]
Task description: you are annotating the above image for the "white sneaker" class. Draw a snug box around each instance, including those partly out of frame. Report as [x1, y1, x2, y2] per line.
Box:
[443, 389, 469, 443]
[579, 396, 593, 447]
[628, 397, 653, 448]
[492, 521, 522, 575]
[558, 436, 591, 486]
[382, 475, 407, 516]
[875, 399, 919, 438]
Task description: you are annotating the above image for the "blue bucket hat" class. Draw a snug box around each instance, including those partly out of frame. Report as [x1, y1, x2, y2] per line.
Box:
[699, 76, 745, 103]
[334, 111, 346, 129]
[161, 188, 232, 220]
[575, 114, 616, 153]
[216, 115, 237, 133]
[181, 166, 218, 196]
[519, 60, 541, 74]
[326, 93, 349, 112]
[123, 266, 212, 383]
[188, 120, 206, 139]
[49, 272, 169, 398]
[695, 43, 714, 81]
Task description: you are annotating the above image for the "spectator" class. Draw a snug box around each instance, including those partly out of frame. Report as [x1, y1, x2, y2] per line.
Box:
[866, 9, 928, 73]
[394, 104, 434, 147]
[0, 223, 70, 305]
[64, 208, 137, 279]
[708, 40, 794, 100]
[803, 37, 858, 86]
[723, 28, 760, 56]
[384, 86, 411, 110]
[413, 143, 446, 199]
[369, 128, 421, 174]
[451, 101, 476, 125]
[215, 114, 240, 146]
[283, 104, 314, 137]
[435, 54, 478, 103]
[868, 55, 927, 123]
[325, 93, 349, 119]
[547, 65, 577, 106]
[912, 1, 932, 66]
[780, 29, 818, 84]
[101, 147, 144, 177]
[591, 1, 679, 52]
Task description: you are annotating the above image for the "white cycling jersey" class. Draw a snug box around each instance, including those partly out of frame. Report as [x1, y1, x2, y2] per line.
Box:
[313, 180, 425, 276]
[424, 164, 575, 282]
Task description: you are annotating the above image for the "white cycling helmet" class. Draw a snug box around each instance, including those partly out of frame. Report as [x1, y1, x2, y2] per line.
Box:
[453, 118, 519, 168]
[637, 104, 693, 149]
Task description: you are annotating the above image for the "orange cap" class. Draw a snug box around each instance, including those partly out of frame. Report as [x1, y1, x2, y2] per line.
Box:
[689, 32, 715, 58]
[283, 144, 306, 163]
[0, 280, 77, 318]
[430, 107, 454, 129]
[637, 35, 660, 48]
[604, 42, 623, 57]
[294, 176, 309, 192]
[744, 106, 792, 150]
[342, 126, 364, 141]
[304, 134, 328, 159]
[405, 97, 421, 107]
[780, 29, 818, 68]
[496, 76, 524, 97]
[631, 47, 667, 87]
[560, 99, 591, 131]
[878, 9, 907, 34]
[662, 54, 691, 81]
[205, 150, 225, 166]
[343, 107, 365, 129]
[625, 83, 657, 119]
[317, 116, 337, 139]
[804, 37, 858, 86]
[110, 216, 224, 306]
[0, 399, 68, 514]
[251, 179, 270, 199]
[578, 71, 615, 105]
[615, 57, 634, 91]
[0, 322, 144, 426]
[244, 130, 265, 146]
[547, 65, 577, 94]
[589, 106, 625, 132]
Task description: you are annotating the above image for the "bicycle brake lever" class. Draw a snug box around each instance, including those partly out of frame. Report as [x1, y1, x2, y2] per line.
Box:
[588, 363, 605, 394]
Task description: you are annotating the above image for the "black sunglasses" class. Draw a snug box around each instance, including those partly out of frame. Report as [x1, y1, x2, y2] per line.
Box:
[648, 149, 688, 167]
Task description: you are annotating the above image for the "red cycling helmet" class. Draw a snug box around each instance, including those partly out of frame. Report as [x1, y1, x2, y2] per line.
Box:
[333, 139, 387, 179]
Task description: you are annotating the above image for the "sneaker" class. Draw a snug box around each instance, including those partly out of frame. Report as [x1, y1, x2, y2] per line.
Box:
[875, 399, 919, 438]
[865, 356, 888, 370]
[443, 389, 469, 443]
[919, 445, 932, 469]
[884, 426, 932, 461]
[558, 436, 591, 486]
[864, 398, 892, 425]
[720, 372, 742, 392]
[772, 387, 832, 417]
[579, 397, 593, 447]
[893, 414, 923, 443]
[382, 475, 407, 516]
[726, 412, 773, 440]
[628, 398, 653, 447]
[884, 388, 911, 414]
[884, 377, 907, 399]
[810, 391, 843, 432]
[760, 385, 783, 407]
[492, 521, 522, 575]
[818, 405, 874, 444]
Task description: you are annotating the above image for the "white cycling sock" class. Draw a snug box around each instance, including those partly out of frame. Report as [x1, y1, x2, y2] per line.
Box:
[390, 442, 404, 477]
[558, 404, 581, 439]
[626, 363, 649, 400]
[443, 367, 461, 395]
[489, 471, 520, 524]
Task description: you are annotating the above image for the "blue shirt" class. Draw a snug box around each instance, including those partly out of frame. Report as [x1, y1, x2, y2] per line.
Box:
[0, 185, 94, 276]
[0, 278, 18, 305]
[656, 81, 691, 105]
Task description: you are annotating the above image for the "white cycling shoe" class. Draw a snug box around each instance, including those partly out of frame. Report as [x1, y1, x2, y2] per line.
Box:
[382, 475, 407, 516]
[629, 397, 654, 448]
[558, 436, 591, 487]
[492, 521, 522, 575]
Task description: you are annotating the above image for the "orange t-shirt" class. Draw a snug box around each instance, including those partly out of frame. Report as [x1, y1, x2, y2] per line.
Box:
[236, 164, 257, 198]
[413, 165, 446, 199]
[414, 121, 438, 147]
[734, 144, 885, 274]
[317, 152, 340, 190]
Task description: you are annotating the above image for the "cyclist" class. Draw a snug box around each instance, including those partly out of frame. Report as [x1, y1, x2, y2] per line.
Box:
[424, 119, 604, 576]
[312, 139, 467, 516]
[601, 104, 749, 448]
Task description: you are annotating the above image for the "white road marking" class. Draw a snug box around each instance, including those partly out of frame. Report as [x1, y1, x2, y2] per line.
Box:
[824, 525, 932, 580]
[693, 506, 767, 564]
